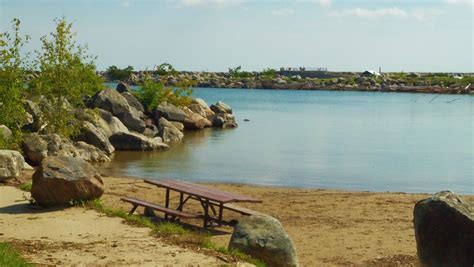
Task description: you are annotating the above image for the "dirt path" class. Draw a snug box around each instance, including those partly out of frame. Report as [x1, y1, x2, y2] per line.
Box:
[0, 186, 224, 266]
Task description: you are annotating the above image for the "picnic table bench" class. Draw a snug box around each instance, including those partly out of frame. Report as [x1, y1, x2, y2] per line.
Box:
[120, 179, 262, 228]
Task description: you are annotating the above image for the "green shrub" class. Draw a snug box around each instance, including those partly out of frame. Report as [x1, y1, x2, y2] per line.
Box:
[18, 182, 32, 192]
[0, 242, 31, 267]
[135, 76, 193, 111]
[30, 17, 104, 138]
[229, 66, 253, 78]
[106, 65, 134, 81]
[0, 18, 29, 139]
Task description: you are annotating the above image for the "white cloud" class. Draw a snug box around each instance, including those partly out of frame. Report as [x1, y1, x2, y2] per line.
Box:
[315, 0, 332, 7]
[331, 7, 442, 21]
[271, 8, 295, 17]
[445, 0, 473, 6]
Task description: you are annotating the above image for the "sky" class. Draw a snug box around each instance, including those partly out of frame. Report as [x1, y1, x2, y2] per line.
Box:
[1, 0, 473, 72]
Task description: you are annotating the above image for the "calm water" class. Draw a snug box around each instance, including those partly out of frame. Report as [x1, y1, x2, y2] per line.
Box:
[99, 88, 473, 194]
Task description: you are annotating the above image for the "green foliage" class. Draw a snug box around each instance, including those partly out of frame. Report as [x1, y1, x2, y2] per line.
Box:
[106, 65, 134, 81]
[229, 66, 253, 78]
[0, 242, 31, 267]
[30, 17, 104, 138]
[0, 18, 29, 137]
[68, 199, 88, 207]
[18, 182, 32, 192]
[135, 76, 193, 111]
[261, 68, 277, 78]
[155, 63, 177, 76]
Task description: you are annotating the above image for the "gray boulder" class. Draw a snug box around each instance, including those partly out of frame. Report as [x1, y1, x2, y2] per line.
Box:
[74, 121, 115, 155]
[182, 107, 212, 130]
[157, 118, 184, 143]
[109, 132, 169, 151]
[0, 150, 25, 181]
[31, 156, 104, 207]
[121, 92, 144, 113]
[170, 121, 184, 132]
[97, 109, 129, 136]
[115, 108, 146, 133]
[89, 89, 145, 133]
[0, 125, 12, 139]
[116, 81, 131, 93]
[229, 215, 299, 267]
[153, 102, 186, 123]
[210, 101, 232, 114]
[414, 191, 474, 267]
[90, 88, 130, 115]
[188, 98, 214, 118]
[209, 114, 238, 128]
[23, 100, 44, 131]
[22, 133, 110, 165]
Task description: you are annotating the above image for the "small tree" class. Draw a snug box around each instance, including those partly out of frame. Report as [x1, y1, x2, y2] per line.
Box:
[31, 18, 104, 137]
[135, 75, 194, 112]
[155, 63, 177, 76]
[0, 18, 29, 148]
[106, 65, 134, 81]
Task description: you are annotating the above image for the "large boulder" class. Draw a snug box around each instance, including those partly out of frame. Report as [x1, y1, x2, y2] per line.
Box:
[31, 156, 104, 207]
[0, 150, 25, 181]
[97, 109, 129, 136]
[23, 100, 44, 131]
[229, 215, 299, 267]
[0, 125, 12, 139]
[116, 81, 131, 93]
[115, 108, 146, 133]
[89, 88, 130, 115]
[74, 121, 115, 155]
[153, 102, 186, 123]
[89, 89, 146, 133]
[210, 101, 232, 114]
[187, 98, 214, 118]
[210, 113, 238, 128]
[109, 132, 169, 151]
[413, 191, 474, 267]
[157, 117, 184, 143]
[182, 107, 212, 130]
[22, 133, 109, 165]
[121, 92, 144, 113]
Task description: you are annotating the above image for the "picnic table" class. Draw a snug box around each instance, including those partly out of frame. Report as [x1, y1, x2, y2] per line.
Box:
[121, 179, 262, 228]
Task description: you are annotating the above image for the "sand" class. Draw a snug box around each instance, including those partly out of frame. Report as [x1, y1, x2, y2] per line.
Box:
[0, 186, 226, 266]
[2, 173, 473, 266]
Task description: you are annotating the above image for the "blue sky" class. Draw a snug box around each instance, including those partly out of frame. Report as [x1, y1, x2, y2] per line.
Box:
[1, 0, 472, 72]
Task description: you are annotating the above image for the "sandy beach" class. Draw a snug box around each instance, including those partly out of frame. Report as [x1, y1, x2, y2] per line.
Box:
[2, 172, 473, 266]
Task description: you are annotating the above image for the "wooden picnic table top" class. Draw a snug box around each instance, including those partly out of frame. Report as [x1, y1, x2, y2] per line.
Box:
[144, 179, 262, 204]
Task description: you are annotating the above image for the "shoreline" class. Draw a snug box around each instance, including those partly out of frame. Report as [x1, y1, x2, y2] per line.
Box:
[98, 172, 474, 196]
[98, 175, 474, 266]
[4, 172, 474, 266]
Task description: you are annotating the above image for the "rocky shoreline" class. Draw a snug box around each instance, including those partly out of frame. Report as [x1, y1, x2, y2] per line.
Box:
[100, 71, 473, 95]
[2, 82, 237, 170]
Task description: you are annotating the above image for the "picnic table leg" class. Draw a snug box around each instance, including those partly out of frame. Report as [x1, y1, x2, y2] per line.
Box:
[203, 199, 209, 228]
[218, 203, 224, 226]
[129, 204, 138, 215]
[165, 188, 170, 220]
[178, 193, 183, 211]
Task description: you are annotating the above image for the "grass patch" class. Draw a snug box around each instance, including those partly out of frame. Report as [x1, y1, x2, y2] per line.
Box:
[88, 199, 265, 266]
[18, 183, 32, 192]
[0, 242, 31, 267]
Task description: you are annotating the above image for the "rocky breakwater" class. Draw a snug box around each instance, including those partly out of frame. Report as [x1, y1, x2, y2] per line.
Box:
[17, 84, 237, 167]
[103, 71, 473, 94]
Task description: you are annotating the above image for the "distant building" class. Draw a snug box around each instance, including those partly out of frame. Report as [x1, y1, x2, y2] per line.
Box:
[360, 70, 381, 77]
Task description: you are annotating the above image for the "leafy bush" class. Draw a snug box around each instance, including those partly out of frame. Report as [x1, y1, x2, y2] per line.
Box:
[229, 66, 253, 78]
[106, 65, 134, 81]
[155, 63, 177, 76]
[261, 68, 277, 78]
[0, 18, 29, 138]
[30, 17, 104, 137]
[135, 76, 193, 112]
